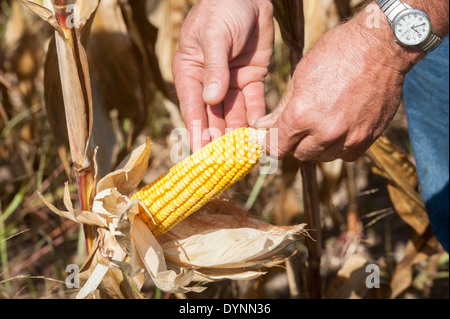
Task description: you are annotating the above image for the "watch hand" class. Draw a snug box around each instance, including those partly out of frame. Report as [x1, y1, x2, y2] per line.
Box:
[412, 23, 426, 30]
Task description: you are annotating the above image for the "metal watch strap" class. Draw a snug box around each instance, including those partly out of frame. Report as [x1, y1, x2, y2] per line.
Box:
[375, 0, 443, 52]
[420, 32, 442, 52]
[376, 0, 409, 23]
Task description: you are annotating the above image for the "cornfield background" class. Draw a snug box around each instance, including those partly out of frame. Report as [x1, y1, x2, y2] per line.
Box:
[0, 0, 448, 299]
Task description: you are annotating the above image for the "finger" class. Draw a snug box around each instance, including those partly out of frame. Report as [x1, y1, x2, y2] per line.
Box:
[224, 89, 248, 129]
[290, 135, 327, 162]
[202, 30, 231, 106]
[254, 85, 302, 158]
[312, 137, 348, 162]
[173, 58, 209, 152]
[315, 135, 374, 162]
[265, 107, 307, 159]
[229, 65, 268, 89]
[206, 102, 226, 141]
[242, 81, 266, 126]
[253, 81, 294, 129]
[339, 139, 374, 162]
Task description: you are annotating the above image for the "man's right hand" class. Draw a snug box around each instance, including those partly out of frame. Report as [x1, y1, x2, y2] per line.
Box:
[172, 0, 274, 152]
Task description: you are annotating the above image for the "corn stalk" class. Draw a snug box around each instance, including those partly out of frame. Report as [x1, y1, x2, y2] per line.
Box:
[273, 0, 322, 299]
[20, 0, 99, 253]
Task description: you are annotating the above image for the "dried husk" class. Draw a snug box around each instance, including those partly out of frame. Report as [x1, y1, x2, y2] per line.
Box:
[39, 138, 308, 296]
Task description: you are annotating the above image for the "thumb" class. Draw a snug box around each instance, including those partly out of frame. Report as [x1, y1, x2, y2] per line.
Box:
[202, 35, 231, 105]
[253, 82, 294, 129]
[253, 84, 300, 158]
[252, 108, 281, 129]
[252, 106, 287, 159]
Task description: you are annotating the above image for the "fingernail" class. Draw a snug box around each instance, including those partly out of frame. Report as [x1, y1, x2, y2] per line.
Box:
[253, 114, 273, 128]
[203, 83, 220, 101]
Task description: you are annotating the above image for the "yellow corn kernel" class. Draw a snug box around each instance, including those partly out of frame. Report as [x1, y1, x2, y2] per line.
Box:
[131, 127, 265, 236]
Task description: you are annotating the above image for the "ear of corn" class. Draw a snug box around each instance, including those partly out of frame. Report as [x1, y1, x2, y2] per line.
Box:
[131, 127, 265, 236]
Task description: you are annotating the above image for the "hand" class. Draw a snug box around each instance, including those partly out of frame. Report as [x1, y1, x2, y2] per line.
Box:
[172, 0, 274, 151]
[254, 16, 412, 162]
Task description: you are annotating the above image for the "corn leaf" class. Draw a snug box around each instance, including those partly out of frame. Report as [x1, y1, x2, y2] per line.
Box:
[390, 228, 439, 298]
[326, 253, 370, 299]
[367, 136, 428, 235]
[87, 0, 151, 157]
[22, 0, 99, 174]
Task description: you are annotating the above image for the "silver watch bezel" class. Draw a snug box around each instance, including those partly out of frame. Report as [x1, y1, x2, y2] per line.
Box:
[391, 8, 432, 48]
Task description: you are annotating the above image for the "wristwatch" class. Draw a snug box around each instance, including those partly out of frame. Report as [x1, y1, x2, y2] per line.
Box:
[375, 0, 442, 52]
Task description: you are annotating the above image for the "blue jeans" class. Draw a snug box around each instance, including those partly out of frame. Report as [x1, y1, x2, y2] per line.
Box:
[403, 36, 449, 252]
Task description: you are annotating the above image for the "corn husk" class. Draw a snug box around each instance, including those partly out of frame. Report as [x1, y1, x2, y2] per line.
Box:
[38, 139, 307, 297]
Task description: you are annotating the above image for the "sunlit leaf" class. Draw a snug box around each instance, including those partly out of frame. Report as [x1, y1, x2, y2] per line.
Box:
[390, 228, 439, 298]
[326, 253, 370, 299]
[367, 136, 429, 235]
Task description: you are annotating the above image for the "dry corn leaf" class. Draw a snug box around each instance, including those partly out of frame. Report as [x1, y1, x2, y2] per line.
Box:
[147, 0, 191, 83]
[53, 22, 93, 172]
[21, 0, 98, 173]
[130, 0, 177, 103]
[367, 137, 439, 298]
[43, 38, 72, 177]
[39, 4, 96, 178]
[77, 228, 144, 299]
[326, 253, 370, 299]
[87, 0, 150, 150]
[20, 0, 98, 31]
[37, 185, 103, 227]
[367, 136, 429, 235]
[19, 0, 60, 31]
[390, 228, 439, 298]
[96, 137, 151, 195]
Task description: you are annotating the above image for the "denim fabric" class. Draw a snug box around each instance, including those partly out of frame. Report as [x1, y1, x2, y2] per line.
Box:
[403, 36, 449, 252]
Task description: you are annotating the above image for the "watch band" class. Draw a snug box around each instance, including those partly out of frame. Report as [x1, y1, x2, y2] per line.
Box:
[420, 32, 442, 52]
[376, 0, 408, 23]
[375, 0, 442, 52]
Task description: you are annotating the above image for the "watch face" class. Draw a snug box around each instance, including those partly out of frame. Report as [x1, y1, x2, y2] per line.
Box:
[393, 10, 431, 47]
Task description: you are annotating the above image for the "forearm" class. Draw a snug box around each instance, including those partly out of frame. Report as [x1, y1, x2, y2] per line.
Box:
[348, 0, 449, 74]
